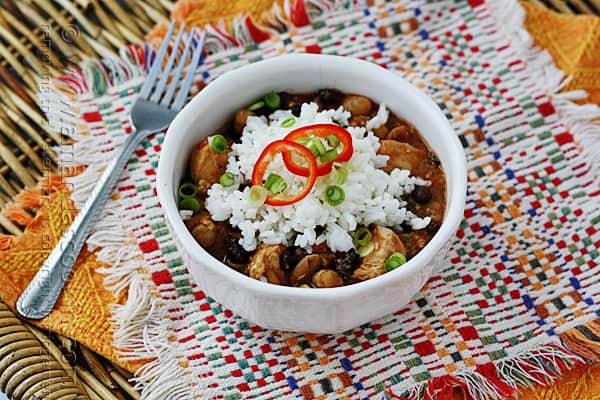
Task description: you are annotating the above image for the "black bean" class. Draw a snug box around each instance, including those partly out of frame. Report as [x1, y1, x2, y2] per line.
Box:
[290, 104, 301, 117]
[411, 186, 432, 204]
[280, 246, 307, 270]
[317, 89, 343, 107]
[334, 249, 359, 278]
[400, 222, 413, 233]
[278, 92, 293, 109]
[224, 234, 250, 264]
[253, 105, 270, 117]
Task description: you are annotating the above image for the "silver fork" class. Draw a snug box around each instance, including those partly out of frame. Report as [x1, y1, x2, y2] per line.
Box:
[16, 22, 206, 319]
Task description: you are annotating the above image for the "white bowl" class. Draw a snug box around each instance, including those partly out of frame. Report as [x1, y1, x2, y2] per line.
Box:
[157, 54, 466, 333]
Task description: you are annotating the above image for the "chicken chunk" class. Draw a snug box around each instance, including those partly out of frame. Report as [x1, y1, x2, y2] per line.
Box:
[189, 139, 229, 185]
[290, 254, 335, 285]
[353, 226, 406, 281]
[234, 109, 254, 135]
[377, 140, 426, 174]
[185, 213, 228, 259]
[312, 269, 343, 288]
[248, 244, 287, 285]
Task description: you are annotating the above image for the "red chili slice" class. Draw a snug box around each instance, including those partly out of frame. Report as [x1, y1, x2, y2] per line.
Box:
[282, 124, 353, 177]
[251, 140, 318, 206]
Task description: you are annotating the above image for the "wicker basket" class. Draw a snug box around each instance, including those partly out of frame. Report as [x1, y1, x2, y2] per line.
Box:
[0, 301, 139, 399]
[0, 0, 597, 398]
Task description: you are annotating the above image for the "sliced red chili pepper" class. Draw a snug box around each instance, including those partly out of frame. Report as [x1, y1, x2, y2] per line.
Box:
[252, 140, 318, 206]
[282, 124, 353, 177]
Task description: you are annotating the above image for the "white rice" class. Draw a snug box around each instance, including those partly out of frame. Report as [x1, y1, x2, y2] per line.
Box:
[205, 102, 431, 252]
[179, 209, 194, 221]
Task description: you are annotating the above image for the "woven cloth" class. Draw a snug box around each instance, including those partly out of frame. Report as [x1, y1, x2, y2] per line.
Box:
[1, 0, 600, 399]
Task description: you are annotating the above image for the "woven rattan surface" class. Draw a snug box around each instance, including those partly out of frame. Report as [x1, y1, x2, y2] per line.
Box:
[0, 0, 597, 399]
[0, 0, 176, 235]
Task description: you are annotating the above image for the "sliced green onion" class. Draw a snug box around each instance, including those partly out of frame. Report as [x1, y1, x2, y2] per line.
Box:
[264, 92, 281, 109]
[384, 252, 406, 272]
[264, 173, 287, 194]
[295, 137, 311, 146]
[304, 138, 326, 156]
[326, 135, 340, 148]
[319, 148, 338, 163]
[325, 185, 345, 206]
[249, 185, 268, 206]
[179, 197, 200, 213]
[178, 182, 198, 198]
[299, 283, 310, 288]
[305, 140, 321, 156]
[357, 242, 374, 257]
[312, 138, 326, 155]
[353, 227, 372, 246]
[248, 101, 265, 111]
[281, 117, 296, 128]
[330, 162, 349, 185]
[220, 172, 235, 187]
[209, 134, 227, 153]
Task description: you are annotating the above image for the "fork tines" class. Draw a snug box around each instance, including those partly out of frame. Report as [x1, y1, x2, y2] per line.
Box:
[140, 21, 206, 111]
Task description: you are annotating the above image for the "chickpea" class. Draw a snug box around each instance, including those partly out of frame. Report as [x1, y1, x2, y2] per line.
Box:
[234, 109, 254, 135]
[312, 269, 343, 288]
[342, 95, 372, 116]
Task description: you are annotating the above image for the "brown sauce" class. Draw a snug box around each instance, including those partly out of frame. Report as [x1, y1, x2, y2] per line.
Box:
[181, 89, 446, 287]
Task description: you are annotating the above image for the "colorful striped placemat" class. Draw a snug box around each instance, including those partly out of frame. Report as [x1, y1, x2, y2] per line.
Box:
[38, 0, 600, 398]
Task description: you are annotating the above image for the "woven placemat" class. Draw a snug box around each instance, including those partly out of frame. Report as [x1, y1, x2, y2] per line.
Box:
[1, 1, 599, 400]
[33, 0, 600, 399]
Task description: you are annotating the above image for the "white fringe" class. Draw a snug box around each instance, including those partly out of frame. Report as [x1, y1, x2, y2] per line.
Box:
[42, 78, 200, 398]
[388, 343, 583, 400]
[491, 0, 600, 166]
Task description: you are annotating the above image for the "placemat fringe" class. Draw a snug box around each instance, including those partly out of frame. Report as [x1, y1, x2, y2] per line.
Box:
[48, 0, 362, 98]
[165, 0, 360, 52]
[46, 83, 202, 397]
[386, 344, 584, 400]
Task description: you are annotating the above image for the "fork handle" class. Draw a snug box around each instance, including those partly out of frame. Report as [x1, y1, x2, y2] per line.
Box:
[16, 131, 147, 319]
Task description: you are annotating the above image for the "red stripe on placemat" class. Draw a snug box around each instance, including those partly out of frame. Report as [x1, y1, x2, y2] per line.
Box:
[152, 269, 173, 285]
[555, 132, 574, 145]
[83, 111, 102, 122]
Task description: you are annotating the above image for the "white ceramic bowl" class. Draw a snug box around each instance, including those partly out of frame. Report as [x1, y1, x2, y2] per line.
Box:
[157, 54, 466, 333]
